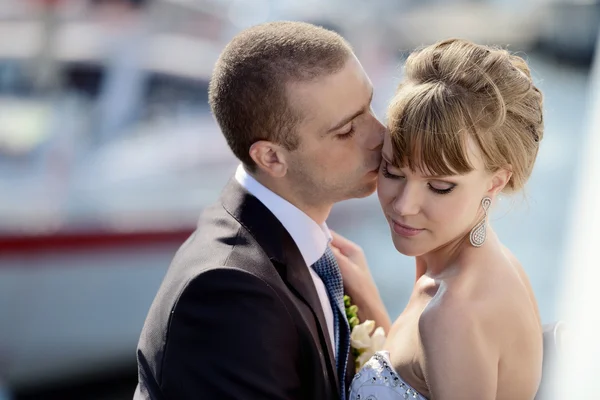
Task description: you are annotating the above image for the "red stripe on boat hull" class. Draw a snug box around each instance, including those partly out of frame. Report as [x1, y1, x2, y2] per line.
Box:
[0, 229, 195, 254]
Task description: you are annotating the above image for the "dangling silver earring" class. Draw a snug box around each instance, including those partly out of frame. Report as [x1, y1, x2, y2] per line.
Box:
[469, 197, 492, 247]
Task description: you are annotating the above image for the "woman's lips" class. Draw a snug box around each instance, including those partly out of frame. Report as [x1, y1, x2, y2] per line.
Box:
[391, 219, 424, 237]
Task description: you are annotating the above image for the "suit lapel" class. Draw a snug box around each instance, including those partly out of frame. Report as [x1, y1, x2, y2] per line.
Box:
[220, 179, 340, 394]
[273, 255, 339, 389]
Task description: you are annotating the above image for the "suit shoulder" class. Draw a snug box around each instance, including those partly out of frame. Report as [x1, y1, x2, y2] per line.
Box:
[177, 267, 283, 307]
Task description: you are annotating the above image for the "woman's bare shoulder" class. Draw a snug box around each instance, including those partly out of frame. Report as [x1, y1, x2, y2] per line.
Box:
[419, 276, 492, 334]
[420, 256, 516, 335]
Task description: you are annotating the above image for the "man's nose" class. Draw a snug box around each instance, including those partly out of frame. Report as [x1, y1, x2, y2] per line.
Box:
[368, 117, 385, 151]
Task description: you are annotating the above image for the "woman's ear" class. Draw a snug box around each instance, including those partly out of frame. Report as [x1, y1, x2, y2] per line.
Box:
[487, 167, 512, 196]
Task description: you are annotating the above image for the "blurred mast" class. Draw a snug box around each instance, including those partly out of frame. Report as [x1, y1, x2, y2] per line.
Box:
[28, 0, 62, 95]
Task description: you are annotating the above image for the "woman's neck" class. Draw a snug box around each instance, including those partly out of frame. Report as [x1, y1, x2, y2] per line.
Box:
[416, 225, 496, 278]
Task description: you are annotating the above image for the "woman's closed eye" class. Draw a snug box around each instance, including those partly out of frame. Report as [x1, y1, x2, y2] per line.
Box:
[428, 181, 456, 195]
[382, 161, 457, 195]
[381, 161, 403, 179]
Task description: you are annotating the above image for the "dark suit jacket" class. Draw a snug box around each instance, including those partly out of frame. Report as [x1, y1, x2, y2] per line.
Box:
[134, 179, 354, 399]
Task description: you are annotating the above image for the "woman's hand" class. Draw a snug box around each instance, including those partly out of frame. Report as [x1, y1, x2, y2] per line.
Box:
[330, 230, 391, 333]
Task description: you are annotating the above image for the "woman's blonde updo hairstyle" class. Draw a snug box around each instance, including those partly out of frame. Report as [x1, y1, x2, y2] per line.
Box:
[387, 38, 544, 193]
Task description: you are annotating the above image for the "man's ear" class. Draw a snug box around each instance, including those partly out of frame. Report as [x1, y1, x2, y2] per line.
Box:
[487, 166, 512, 196]
[249, 141, 288, 178]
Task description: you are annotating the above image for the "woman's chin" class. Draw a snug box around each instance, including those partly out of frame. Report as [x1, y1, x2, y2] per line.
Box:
[392, 238, 425, 257]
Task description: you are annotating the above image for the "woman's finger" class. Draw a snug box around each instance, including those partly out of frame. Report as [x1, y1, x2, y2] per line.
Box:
[330, 245, 351, 267]
[330, 230, 359, 255]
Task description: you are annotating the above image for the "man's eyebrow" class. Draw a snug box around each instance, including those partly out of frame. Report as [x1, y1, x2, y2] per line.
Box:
[327, 87, 374, 133]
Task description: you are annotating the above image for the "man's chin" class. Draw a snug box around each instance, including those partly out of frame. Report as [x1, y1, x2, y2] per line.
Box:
[351, 180, 377, 199]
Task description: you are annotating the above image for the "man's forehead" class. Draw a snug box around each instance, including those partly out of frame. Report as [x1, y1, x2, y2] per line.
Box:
[287, 62, 372, 128]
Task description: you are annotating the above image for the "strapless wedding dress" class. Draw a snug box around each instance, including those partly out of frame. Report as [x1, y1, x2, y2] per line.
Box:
[348, 351, 428, 400]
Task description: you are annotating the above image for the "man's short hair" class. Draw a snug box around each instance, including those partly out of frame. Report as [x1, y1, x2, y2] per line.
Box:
[208, 21, 353, 170]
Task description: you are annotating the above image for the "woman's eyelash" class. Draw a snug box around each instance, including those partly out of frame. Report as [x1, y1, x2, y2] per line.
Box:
[428, 184, 455, 195]
[382, 162, 456, 195]
[381, 163, 399, 179]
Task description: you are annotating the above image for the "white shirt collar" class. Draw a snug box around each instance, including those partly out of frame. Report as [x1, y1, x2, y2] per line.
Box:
[235, 164, 331, 267]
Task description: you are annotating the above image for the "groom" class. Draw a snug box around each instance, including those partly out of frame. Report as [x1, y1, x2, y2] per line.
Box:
[134, 21, 390, 399]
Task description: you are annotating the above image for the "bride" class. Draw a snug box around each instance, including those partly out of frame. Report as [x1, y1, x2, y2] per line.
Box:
[333, 38, 544, 400]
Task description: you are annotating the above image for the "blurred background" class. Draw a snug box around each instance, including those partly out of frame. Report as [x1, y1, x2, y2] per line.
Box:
[0, 0, 597, 398]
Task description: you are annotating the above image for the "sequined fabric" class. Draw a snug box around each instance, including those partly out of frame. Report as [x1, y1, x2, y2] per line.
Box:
[349, 351, 428, 400]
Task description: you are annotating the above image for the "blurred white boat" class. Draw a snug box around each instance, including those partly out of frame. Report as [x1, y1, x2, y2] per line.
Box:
[0, 3, 239, 390]
[0, 105, 239, 392]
